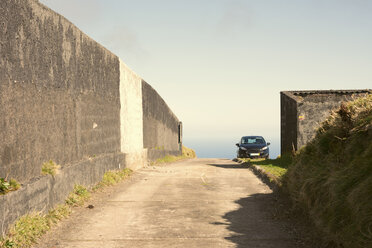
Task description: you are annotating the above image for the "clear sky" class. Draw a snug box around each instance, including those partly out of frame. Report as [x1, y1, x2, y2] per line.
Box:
[40, 0, 372, 158]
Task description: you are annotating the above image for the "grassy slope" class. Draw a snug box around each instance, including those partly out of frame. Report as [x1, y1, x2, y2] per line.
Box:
[284, 94, 372, 248]
[250, 156, 292, 178]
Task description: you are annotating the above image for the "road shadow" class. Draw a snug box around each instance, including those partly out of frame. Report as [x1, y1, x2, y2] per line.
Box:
[216, 193, 299, 248]
[215, 192, 325, 248]
[207, 163, 249, 169]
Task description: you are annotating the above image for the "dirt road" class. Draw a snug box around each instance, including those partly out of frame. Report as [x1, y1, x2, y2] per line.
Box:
[38, 158, 301, 248]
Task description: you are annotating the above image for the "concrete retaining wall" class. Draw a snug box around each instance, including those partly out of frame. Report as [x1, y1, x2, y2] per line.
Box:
[119, 60, 147, 170]
[280, 93, 298, 154]
[0, 0, 121, 184]
[281, 90, 371, 154]
[0, 153, 123, 235]
[0, 0, 181, 235]
[142, 81, 182, 160]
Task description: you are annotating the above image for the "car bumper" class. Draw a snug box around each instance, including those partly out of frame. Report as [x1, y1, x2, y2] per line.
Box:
[239, 150, 269, 158]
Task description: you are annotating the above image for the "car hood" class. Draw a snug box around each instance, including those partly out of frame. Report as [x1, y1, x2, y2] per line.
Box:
[240, 144, 266, 149]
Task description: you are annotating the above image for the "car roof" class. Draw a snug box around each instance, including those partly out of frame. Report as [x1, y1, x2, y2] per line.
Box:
[242, 136, 264, 139]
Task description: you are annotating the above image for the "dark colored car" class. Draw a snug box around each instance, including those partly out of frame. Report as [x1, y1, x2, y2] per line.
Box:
[236, 136, 270, 159]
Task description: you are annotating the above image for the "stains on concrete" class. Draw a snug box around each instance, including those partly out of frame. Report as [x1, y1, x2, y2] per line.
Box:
[0, 0, 121, 183]
[142, 81, 181, 160]
[0, 0, 182, 236]
[281, 90, 371, 154]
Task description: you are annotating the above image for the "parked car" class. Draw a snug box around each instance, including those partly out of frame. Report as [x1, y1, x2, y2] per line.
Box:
[236, 136, 270, 159]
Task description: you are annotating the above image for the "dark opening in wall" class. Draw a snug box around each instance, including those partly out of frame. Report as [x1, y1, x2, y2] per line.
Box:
[178, 122, 183, 144]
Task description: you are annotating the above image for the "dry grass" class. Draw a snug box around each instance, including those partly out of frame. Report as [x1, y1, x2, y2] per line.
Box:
[92, 168, 132, 191]
[41, 160, 60, 176]
[284, 94, 372, 248]
[0, 205, 71, 248]
[65, 185, 91, 207]
[152, 145, 196, 165]
[182, 145, 196, 158]
[1, 168, 133, 248]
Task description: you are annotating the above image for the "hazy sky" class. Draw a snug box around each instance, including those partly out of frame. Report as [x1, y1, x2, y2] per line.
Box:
[40, 0, 372, 158]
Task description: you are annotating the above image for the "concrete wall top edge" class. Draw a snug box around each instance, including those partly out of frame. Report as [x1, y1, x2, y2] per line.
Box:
[34, 0, 118, 62]
[118, 59, 142, 82]
[142, 80, 180, 123]
[281, 89, 371, 104]
[0, 0, 122, 182]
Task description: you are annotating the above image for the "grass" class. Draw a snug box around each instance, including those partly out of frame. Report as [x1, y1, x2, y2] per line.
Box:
[152, 145, 197, 165]
[238, 155, 292, 179]
[0, 205, 71, 248]
[250, 155, 292, 178]
[65, 185, 91, 207]
[92, 168, 132, 191]
[283, 94, 372, 248]
[182, 145, 196, 158]
[0, 178, 20, 195]
[41, 160, 60, 176]
[0, 168, 133, 248]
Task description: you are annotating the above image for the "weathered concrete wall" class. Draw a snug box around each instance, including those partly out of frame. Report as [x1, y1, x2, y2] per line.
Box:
[281, 90, 371, 154]
[119, 60, 147, 170]
[0, 0, 181, 236]
[0, 153, 123, 235]
[142, 81, 182, 160]
[296, 93, 369, 148]
[0, 0, 121, 183]
[280, 92, 298, 154]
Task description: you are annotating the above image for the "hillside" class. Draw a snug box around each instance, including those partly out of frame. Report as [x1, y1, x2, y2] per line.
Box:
[284, 94, 372, 247]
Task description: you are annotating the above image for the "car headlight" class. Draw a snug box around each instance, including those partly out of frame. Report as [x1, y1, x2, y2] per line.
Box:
[240, 147, 247, 151]
[261, 146, 268, 151]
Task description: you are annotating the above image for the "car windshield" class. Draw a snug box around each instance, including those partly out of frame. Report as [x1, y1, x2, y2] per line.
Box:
[241, 137, 265, 144]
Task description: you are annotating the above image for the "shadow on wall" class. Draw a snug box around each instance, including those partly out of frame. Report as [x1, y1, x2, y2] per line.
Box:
[216, 193, 296, 248]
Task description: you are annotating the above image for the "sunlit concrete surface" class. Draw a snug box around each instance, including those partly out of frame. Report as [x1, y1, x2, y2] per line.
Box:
[37, 159, 299, 248]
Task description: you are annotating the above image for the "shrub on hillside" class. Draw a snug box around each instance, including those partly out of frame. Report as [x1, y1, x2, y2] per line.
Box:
[182, 145, 196, 158]
[284, 94, 372, 248]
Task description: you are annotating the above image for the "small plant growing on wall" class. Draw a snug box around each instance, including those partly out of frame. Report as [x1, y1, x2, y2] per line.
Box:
[41, 160, 60, 176]
[0, 177, 21, 195]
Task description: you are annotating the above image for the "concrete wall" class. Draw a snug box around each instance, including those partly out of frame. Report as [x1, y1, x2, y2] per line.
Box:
[0, 0, 121, 184]
[0, 0, 181, 235]
[280, 92, 298, 154]
[281, 90, 371, 154]
[0, 153, 123, 236]
[142, 81, 182, 160]
[119, 60, 147, 170]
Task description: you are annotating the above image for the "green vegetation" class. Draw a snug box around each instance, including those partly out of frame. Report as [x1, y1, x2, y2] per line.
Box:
[0, 205, 71, 248]
[0, 178, 20, 195]
[65, 185, 91, 207]
[152, 145, 197, 165]
[41, 160, 60, 176]
[250, 155, 292, 178]
[0, 168, 133, 248]
[284, 94, 372, 248]
[92, 168, 132, 191]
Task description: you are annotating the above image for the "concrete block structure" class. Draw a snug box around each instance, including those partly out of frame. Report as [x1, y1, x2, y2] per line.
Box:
[0, 0, 182, 234]
[280, 90, 371, 154]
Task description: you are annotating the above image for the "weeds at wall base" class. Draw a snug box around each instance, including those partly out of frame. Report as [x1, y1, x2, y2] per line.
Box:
[151, 145, 197, 165]
[92, 168, 132, 191]
[0, 168, 133, 248]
